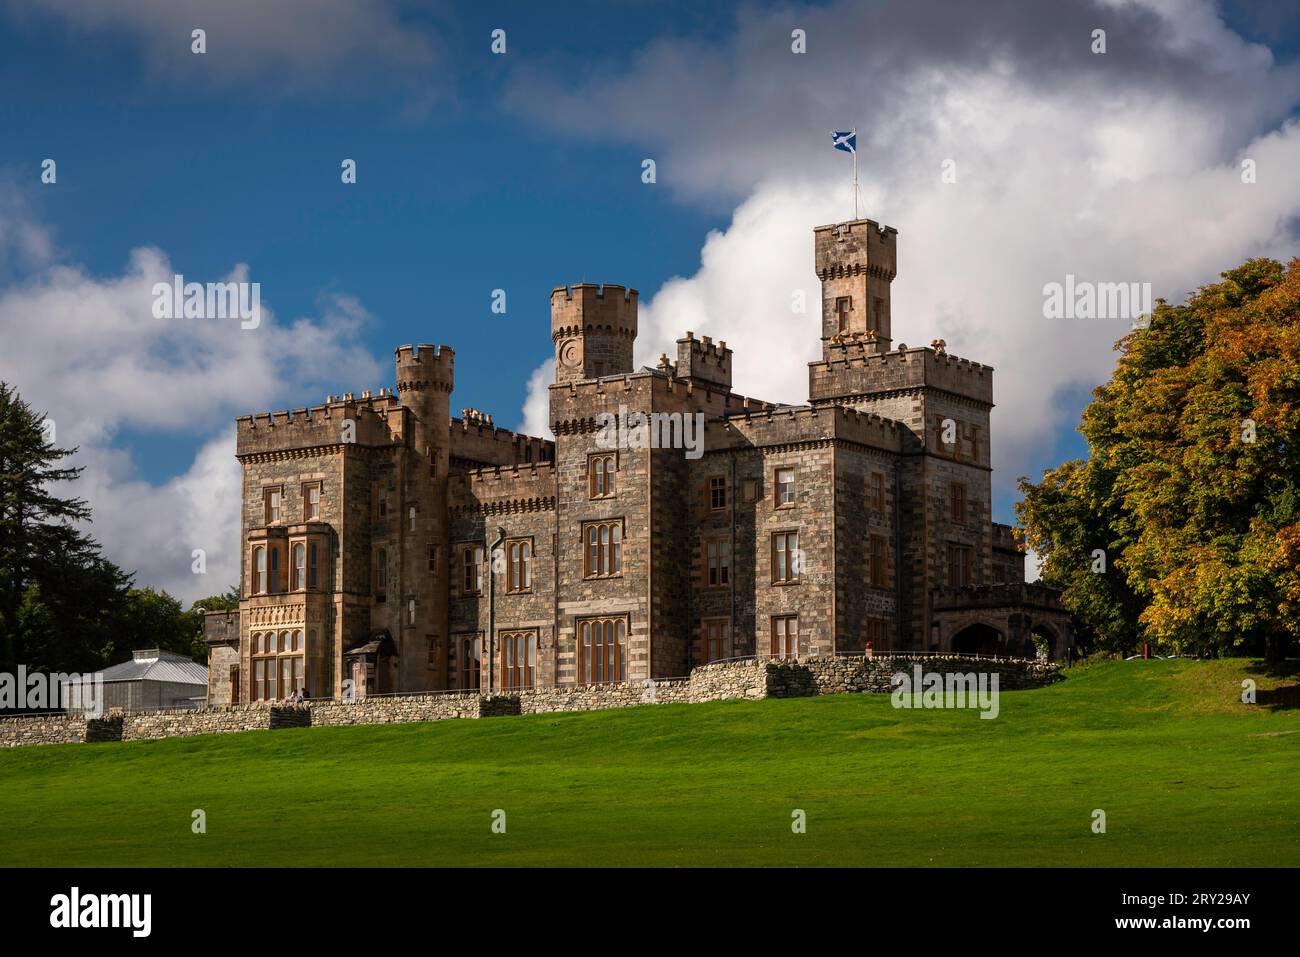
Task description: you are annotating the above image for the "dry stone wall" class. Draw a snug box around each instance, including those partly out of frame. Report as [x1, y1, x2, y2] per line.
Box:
[0, 655, 1057, 748]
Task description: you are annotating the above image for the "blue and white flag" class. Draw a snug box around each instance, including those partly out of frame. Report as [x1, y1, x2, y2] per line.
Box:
[831, 129, 857, 154]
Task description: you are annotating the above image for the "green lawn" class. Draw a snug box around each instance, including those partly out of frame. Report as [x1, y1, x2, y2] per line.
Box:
[1, 658, 1296, 866]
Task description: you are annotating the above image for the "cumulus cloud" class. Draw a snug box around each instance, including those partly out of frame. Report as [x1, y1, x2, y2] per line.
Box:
[5, 0, 441, 95]
[0, 212, 385, 603]
[511, 0, 1300, 493]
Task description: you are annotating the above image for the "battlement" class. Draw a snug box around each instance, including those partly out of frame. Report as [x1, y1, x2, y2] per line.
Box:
[394, 343, 454, 394]
[550, 283, 638, 339]
[548, 370, 782, 434]
[813, 217, 898, 280]
[236, 398, 398, 457]
[449, 461, 559, 515]
[675, 330, 733, 389]
[450, 415, 554, 469]
[809, 345, 993, 406]
[714, 403, 904, 454]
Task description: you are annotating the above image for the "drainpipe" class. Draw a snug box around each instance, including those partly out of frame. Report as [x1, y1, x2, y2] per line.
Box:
[729, 450, 737, 659]
[486, 525, 506, 693]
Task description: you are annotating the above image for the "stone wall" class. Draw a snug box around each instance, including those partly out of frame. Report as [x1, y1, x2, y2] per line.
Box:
[0, 714, 122, 747]
[121, 705, 277, 741]
[0, 655, 1057, 748]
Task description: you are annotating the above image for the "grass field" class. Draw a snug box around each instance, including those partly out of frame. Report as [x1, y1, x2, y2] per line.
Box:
[1, 658, 1297, 867]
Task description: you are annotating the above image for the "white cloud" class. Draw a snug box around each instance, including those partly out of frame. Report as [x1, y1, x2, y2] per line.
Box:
[512, 0, 1300, 499]
[0, 221, 385, 604]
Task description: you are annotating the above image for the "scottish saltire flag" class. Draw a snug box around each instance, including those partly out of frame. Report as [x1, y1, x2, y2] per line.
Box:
[831, 129, 857, 154]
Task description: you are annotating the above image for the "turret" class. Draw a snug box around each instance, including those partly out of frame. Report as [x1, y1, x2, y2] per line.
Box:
[394, 343, 454, 462]
[815, 218, 898, 359]
[675, 331, 732, 390]
[551, 283, 638, 385]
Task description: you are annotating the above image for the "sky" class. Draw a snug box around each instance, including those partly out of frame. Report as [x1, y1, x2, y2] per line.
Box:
[0, 0, 1298, 603]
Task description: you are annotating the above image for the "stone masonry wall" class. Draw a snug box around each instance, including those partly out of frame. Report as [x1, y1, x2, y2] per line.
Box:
[0, 655, 1057, 747]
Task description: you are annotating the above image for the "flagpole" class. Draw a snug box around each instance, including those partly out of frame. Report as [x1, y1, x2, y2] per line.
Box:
[852, 145, 859, 220]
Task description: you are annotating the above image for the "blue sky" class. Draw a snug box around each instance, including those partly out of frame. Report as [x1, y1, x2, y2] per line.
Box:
[1, 0, 1298, 599]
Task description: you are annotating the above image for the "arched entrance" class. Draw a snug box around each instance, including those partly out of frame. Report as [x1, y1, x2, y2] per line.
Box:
[951, 623, 1004, 657]
[1029, 623, 1059, 659]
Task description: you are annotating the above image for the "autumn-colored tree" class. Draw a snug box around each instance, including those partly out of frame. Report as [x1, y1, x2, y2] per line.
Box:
[1018, 259, 1300, 663]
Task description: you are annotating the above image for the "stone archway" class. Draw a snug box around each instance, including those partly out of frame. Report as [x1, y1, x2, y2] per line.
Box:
[1029, 622, 1060, 659]
[951, 622, 1004, 657]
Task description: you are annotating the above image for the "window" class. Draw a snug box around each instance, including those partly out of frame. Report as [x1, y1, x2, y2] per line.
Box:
[578, 618, 626, 685]
[268, 546, 280, 593]
[836, 296, 850, 333]
[500, 631, 537, 690]
[461, 545, 484, 594]
[589, 454, 616, 498]
[742, 478, 758, 503]
[709, 476, 727, 510]
[264, 487, 282, 524]
[308, 543, 319, 588]
[292, 543, 306, 590]
[775, 467, 795, 506]
[701, 620, 728, 664]
[705, 540, 730, 587]
[460, 636, 481, 690]
[771, 616, 798, 660]
[375, 548, 387, 602]
[871, 472, 885, 513]
[870, 534, 888, 588]
[250, 630, 304, 701]
[873, 296, 884, 331]
[951, 483, 967, 523]
[947, 544, 973, 587]
[408, 505, 417, 532]
[377, 486, 388, 519]
[252, 546, 266, 594]
[507, 539, 532, 592]
[584, 521, 623, 578]
[407, 598, 416, 625]
[303, 483, 321, 521]
[427, 544, 437, 575]
[772, 531, 799, 584]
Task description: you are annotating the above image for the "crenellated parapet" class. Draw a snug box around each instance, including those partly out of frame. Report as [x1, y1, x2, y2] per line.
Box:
[236, 396, 399, 458]
[710, 403, 905, 454]
[394, 343, 454, 395]
[450, 416, 554, 469]
[548, 370, 781, 435]
[675, 330, 732, 390]
[448, 462, 558, 516]
[809, 345, 994, 407]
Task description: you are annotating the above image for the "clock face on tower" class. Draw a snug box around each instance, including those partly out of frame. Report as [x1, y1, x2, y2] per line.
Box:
[557, 337, 583, 369]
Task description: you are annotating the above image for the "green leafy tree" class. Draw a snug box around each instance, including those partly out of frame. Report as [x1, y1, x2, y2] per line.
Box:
[1018, 259, 1300, 663]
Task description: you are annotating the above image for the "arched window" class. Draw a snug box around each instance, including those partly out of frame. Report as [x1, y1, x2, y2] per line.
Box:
[578, 617, 626, 685]
[308, 543, 319, 588]
[269, 546, 280, 593]
[292, 630, 302, 653]
[253, 547, 266, 594]
[292, 543, 306, 590]
[376, 548, 388, 601]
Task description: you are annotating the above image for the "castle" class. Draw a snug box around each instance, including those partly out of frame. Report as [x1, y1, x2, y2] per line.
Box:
[204, 217, 1072, 704]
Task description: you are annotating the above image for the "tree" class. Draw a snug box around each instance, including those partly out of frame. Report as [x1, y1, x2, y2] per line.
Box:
[1017, 259, 1300, 663]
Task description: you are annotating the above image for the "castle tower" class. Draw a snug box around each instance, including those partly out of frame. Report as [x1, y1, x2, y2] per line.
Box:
[551, 283, 638, 385]
[394, 344, 454, 691]
[815, 218, 898, 359]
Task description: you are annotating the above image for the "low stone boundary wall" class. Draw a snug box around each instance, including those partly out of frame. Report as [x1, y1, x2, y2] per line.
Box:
[309, 692, 514, 726]
[1, 714, 122, 747]
[0, 655, 1058, 748]
[122, 705, 280, 741]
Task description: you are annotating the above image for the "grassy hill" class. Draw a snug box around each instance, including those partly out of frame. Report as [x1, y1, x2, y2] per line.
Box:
[0, 658, 1296, 867]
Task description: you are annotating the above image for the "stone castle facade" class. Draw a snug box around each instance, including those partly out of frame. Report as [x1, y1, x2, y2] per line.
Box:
[205, 217, 1072, 704]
